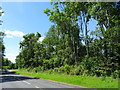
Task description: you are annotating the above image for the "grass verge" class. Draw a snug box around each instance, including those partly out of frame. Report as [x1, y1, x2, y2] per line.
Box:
[13, 69, 119, 88]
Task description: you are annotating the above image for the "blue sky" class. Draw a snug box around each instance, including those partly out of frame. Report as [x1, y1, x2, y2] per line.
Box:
[1, 2, 97, 63]
[1, 2, 53, 63]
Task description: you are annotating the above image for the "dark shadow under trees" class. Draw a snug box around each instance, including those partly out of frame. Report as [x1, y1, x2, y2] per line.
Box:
[0, 71, 38, 83]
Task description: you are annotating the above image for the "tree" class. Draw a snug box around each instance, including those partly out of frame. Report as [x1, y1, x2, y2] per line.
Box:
[16, 32, 41, 68]
[0, 6, 4, 25]
[16, 2, 120, 78]
[0, 6, 5, 69]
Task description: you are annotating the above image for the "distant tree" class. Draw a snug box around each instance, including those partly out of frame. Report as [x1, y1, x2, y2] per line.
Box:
[0, 6, 4, 25]
[0, 6, 5, 69]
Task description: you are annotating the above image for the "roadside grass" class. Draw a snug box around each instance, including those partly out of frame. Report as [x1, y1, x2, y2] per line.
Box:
[13, 69, 119, 88]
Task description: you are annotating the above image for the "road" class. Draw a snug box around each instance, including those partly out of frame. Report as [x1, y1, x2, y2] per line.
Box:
[0, 70, 94, 90]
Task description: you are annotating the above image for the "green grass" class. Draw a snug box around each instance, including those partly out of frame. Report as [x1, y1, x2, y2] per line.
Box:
[13, 69, 119, 88]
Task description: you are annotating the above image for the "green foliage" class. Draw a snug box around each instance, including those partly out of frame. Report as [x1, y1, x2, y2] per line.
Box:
[0, 31, 5, 69]
[16, 2, 120, 80]
[2, 58, 16, 69]
[43, 60, 50, 70]
[14, 69, 118, 88]
[111, 70, 120, 79]
[2, 66, 10, 70]
[73, 65, 84, 75]
[0, 6, 4, 25]
[63, 64, 71, 74]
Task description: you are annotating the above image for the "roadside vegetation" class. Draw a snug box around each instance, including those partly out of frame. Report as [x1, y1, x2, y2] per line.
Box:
[16, 2, 119, 79]
[14, 69, 118, 88]
[14, 2, 119, 88]
[0, 2, 119, 88]
[2, 58, 17, 70]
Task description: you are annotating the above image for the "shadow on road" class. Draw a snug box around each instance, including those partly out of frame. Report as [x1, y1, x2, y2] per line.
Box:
[0, 71, 38, 83]
[0, 71, 16, 75]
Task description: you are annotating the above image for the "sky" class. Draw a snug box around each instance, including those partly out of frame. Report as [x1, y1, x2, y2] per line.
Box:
[1, 2, 53, 63]
[0, 2, 97, 63]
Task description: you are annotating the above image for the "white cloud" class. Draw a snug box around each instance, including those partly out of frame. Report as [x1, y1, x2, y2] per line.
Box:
[5, 30, 25, 38]
[38, 37, 44, 42]
[6, 35, 13, 38]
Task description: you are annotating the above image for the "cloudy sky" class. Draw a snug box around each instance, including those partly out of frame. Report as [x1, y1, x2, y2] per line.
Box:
[1, 2, 53, 63]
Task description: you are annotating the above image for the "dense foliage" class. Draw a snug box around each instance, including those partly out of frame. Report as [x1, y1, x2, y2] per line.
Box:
[16, 2, 120, 78]
[2, 58, 17, 70]
[0, 31, 5, 69]
[0, 6, 5, 69]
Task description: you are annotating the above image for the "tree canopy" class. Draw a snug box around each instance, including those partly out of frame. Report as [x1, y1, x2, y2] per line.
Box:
[16, 2, 120, 78]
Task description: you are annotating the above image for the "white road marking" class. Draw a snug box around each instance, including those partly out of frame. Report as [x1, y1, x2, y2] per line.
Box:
[23, 81, 31, 85]
[35, 86, 39, 88]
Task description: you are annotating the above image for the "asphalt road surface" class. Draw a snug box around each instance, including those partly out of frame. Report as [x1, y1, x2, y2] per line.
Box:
[0, 70, 95, 90]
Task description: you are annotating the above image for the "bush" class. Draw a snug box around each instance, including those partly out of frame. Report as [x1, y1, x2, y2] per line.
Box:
[59, 66, 65, 73]
[53, 68, 59, 72]
[49, 59, 54, 69]
[26, 67, 32, 72]
[2, 66, 10, 70]
[32, 68, 38, 73]
[52, 65, 71, 74]
[74, 68, 81, 75]
[43, 60, 50, 70]
[53, 57, 60, 68]
[72, 65, 84, 75]
[38, 59, 43, 66]
[111, 70, 120, 79]
[64, 64, 71, 74]
[48, 69, 53, 74]
[82, 56, 102, 76]
[29, 66, 44, 73]
[70, 69, 75, 75]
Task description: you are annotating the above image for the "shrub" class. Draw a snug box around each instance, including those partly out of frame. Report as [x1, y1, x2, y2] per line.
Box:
[48, 69, 53, 74]
[53, 68, 59, 72]
[64, 64, 71, 74]
[82, 56, 102, 76]
[32, 68, 38, 73]
[59, 66, 65, 73]
[53, 65, 71, 74]
[49, 59, 54, 69]
[53, 57, 60, 68]
[26, 67, 32, 72]
[2, 66, 10, 70]
[70, 69, 75, 75]
[73, 65, 84, 75]
[43, 60, 50, 70]
[111, 70, 120, 79]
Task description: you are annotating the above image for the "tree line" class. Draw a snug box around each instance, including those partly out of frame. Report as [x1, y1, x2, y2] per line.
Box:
[0, 6, 5, 70]
[15, 2, 119, 78]
[0, 7, 16, 70]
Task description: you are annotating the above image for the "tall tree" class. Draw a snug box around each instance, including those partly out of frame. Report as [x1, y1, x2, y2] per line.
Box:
[16, 2, 120, 78]
[16, 32, 41, 68]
